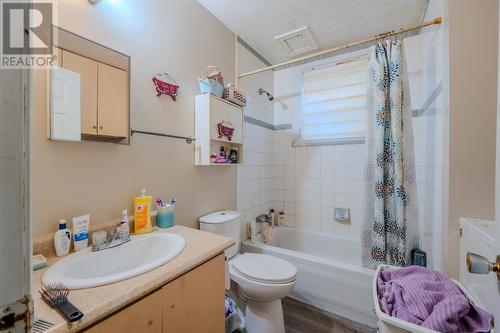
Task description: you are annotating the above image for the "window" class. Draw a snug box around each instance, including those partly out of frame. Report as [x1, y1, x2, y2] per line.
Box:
[300, 58, 368, 144]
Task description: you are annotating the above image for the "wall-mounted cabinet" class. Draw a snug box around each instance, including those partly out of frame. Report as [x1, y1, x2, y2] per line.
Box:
[59, 50, 129, 139]
[195, 94, 244, 166]
[96, 62, 129, 138]
[49, 27, 130, 143]
[61, 50, 98, 136]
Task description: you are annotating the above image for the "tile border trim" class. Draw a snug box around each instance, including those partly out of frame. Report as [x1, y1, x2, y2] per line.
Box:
[244, 115, 292, 131]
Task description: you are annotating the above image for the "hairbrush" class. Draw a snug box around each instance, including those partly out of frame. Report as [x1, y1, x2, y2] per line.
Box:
[39, 283, 84, 322]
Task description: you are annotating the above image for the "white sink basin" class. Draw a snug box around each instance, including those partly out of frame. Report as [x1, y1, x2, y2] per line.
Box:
[42, 232, 186, 289]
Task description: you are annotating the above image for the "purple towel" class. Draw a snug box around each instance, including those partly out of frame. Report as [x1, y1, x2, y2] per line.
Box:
[377, 266, 491, 332]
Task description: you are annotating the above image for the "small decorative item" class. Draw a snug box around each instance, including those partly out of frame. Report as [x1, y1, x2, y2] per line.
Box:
[152, 73, 179, 101]
[217, 120, 234, 141]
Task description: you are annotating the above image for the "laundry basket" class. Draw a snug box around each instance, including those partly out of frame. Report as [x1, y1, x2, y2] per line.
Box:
[373, 265, 493, 333]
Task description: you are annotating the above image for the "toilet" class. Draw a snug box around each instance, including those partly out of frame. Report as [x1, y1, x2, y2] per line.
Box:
[199, 211, 297, 333]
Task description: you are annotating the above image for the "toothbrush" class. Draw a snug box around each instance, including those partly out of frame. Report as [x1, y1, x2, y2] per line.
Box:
[171, 197, 176, 206]
[155, 198, 165, 207]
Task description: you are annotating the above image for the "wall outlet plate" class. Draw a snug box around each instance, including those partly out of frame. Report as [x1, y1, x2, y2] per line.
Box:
[334, 208, 350, 223]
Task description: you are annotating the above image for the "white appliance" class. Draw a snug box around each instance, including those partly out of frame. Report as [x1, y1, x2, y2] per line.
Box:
[199, 211, 297, 333]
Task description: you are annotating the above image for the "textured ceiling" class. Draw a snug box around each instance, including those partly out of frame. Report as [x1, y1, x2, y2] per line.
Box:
[199, 0, 428, 64]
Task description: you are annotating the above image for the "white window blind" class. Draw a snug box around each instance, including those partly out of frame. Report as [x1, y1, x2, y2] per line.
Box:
[301, 59, 368, 143]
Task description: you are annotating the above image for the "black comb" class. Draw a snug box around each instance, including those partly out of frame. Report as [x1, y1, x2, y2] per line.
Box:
[39, 283, 84, 322]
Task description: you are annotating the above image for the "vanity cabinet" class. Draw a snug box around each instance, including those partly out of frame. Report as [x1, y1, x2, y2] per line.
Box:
[83, 254, 225, 333]
[84, 290, 163, 333]
[59, 50, 129, 139]
[162, 253, 225, 332]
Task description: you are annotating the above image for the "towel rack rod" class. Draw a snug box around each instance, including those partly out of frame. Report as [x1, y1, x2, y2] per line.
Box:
[130, 129, 195, 144]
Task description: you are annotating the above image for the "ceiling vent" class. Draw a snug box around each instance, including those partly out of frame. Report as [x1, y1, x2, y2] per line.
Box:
[274, 26, 318, 57]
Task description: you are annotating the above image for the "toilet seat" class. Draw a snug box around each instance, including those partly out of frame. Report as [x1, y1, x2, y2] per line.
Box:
[230, 253, 297, 284]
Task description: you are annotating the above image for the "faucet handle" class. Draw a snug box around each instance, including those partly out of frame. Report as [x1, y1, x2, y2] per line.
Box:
[117, 224, 129, 238]
[92, 230, 107, 247]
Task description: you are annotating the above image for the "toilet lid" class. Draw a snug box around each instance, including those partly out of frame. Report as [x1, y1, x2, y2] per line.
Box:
[231, 253, 297, 284]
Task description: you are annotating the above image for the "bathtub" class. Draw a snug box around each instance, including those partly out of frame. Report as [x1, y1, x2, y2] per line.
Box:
[241, 227, 376, 327]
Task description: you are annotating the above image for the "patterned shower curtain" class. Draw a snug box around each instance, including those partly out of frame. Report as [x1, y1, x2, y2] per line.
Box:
[362, 39, 419, 268]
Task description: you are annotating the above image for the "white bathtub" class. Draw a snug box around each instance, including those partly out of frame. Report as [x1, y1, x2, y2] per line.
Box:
[241, 227, 376, 327]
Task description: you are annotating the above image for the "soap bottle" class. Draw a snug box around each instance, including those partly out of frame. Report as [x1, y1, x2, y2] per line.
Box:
[54, 219, 71, 256]
[277, 211, 286, 226]
[269, 209, 275, 226]
[134, 189, 153, 234]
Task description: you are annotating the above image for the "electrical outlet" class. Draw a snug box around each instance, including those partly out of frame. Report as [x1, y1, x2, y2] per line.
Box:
[334, 208, 350, 223]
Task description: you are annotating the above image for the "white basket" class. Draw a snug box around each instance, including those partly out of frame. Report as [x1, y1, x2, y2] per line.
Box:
[373, 265, 493, 333]
[222, 86, 247, 107]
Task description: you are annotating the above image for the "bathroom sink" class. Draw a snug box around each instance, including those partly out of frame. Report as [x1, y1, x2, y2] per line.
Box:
[42, 232, 186, 289]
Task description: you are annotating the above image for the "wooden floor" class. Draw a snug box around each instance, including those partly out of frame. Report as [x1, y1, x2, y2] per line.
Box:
[282, 297, 375, 333]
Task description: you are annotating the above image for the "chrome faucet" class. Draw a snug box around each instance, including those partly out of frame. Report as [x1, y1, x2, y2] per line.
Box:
[91, 229, 131, 252]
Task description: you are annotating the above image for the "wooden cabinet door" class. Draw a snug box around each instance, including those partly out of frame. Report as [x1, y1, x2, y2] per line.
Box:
[97, 62, 128, 137]
[62, 50, 98, 135]
[84, 289, 162, 333]
[162, 254, 225, 333]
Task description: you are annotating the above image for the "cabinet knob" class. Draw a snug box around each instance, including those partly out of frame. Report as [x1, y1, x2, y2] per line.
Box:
[147, 320, 153, 327]
[92, 125, 97, 129]
[99, 126, 103, 130]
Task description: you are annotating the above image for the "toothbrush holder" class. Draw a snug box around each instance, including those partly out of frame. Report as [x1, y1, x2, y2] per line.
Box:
[156, 205, 174, 229]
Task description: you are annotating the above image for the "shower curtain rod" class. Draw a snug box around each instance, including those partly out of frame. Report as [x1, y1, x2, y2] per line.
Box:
[238, 16, 442, 79]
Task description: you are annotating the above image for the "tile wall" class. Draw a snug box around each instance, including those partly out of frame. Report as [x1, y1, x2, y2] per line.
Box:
[272, 131, 367, 239]
[236, 122, 281, 240]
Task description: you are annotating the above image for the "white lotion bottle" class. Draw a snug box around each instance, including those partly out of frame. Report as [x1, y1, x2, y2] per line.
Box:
[72, 214, 90, 251]
[54, 219, 71, 256]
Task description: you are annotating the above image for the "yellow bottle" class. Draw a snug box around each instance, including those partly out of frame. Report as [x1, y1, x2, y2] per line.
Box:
[134, 189, 153, 234]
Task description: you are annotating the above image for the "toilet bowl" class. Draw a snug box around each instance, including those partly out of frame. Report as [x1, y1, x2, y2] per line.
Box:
[199, 211, 297, 333]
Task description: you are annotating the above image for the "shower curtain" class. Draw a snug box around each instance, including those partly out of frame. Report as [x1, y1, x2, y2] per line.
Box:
[362, 39, 419, 268]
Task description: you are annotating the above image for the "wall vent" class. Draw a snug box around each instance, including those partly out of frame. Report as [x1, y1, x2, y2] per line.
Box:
[274, 26, 318, 57]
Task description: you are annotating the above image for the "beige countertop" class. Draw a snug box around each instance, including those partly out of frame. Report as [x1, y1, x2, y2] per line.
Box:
[33, 225, 234, 333]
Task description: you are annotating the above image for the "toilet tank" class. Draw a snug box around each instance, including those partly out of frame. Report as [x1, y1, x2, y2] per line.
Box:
[199, 211, 241, 259]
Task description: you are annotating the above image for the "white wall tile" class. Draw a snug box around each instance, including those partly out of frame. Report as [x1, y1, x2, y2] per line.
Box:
[335, 166, 350, 180]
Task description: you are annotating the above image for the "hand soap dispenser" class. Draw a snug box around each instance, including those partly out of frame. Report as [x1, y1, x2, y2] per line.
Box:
[134, 189, 153, 234]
